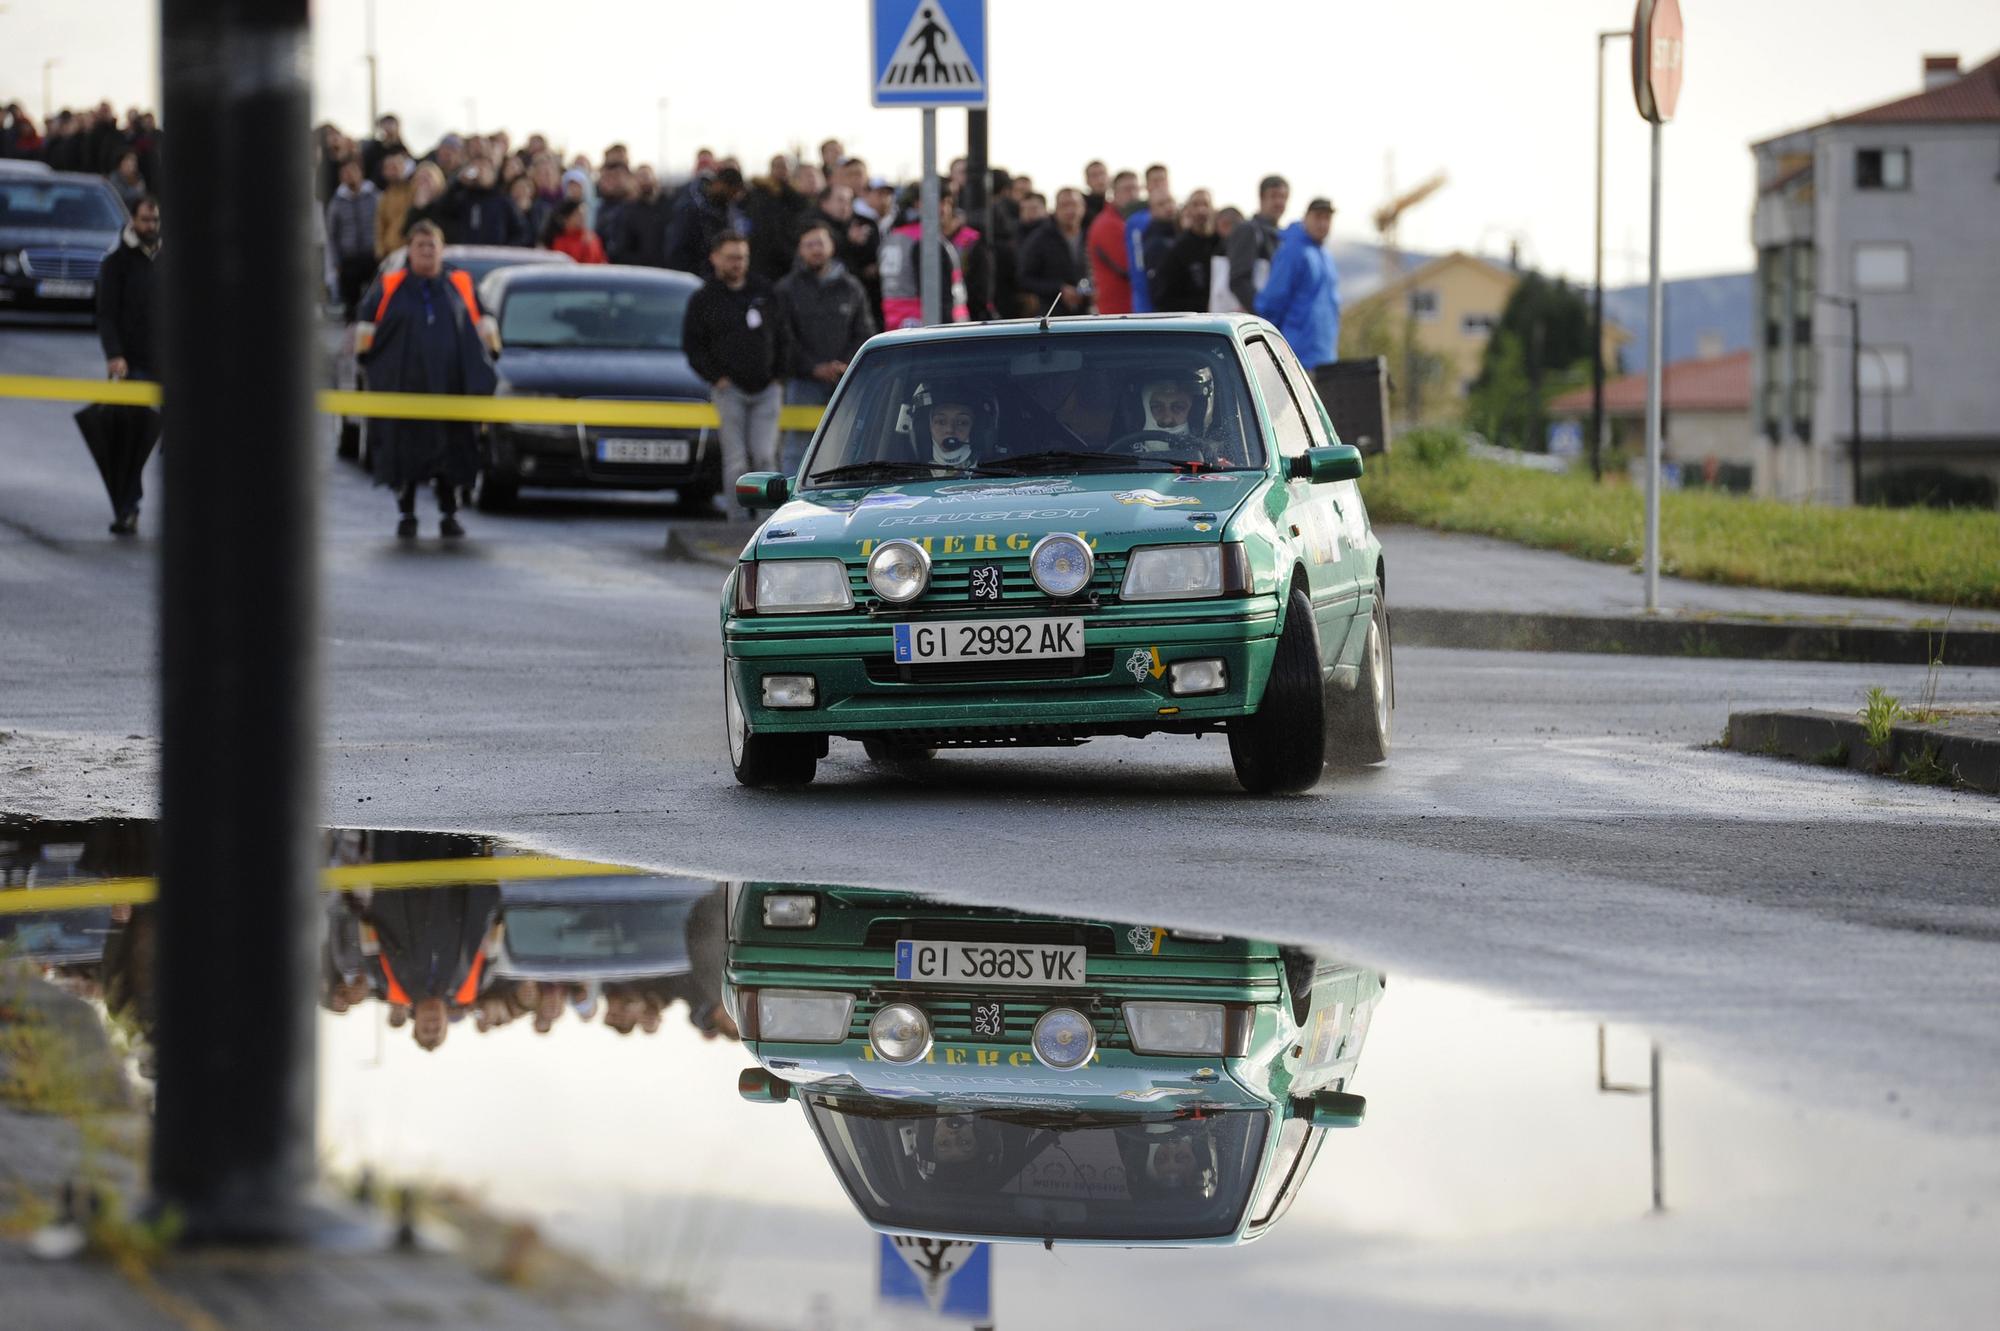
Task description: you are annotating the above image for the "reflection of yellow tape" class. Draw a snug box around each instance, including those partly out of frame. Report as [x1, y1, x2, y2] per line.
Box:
[0, 374, 825, 431]
[0, 854, 642, 915]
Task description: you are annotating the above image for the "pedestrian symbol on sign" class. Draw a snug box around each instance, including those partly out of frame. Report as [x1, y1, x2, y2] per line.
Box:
[872, 0, 987, 106]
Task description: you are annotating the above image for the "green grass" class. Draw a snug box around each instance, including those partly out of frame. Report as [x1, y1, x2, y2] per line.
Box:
[1361, 452, 2000, 608]
[1861, 687, 1904, 750]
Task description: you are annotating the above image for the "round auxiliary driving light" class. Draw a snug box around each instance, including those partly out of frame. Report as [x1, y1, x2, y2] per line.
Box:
[869, 1002, 933, 1064]
[1029, 533, 1094, 598]
[1032, 1007, 1097, 1070]
[867, 539, 931, 603]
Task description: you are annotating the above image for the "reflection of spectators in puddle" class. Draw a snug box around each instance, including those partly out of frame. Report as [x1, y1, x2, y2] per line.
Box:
[342, 880, 501, 1052]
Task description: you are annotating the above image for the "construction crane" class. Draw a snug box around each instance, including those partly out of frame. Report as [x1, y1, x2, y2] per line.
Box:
[1374, 171, 1447, 284]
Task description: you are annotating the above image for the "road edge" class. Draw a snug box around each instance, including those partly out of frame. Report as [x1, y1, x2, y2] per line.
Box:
[1725, 707, 2000, 794]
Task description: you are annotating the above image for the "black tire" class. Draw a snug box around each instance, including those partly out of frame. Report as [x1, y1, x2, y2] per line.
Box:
[473, 467, 519, 513]
[1326, 578, 1392, 766]
[726, 668, 818, 786]
[863, 738, 936, 764]
[1229, 585, 1328, 794]
[337, 418, 360, 462]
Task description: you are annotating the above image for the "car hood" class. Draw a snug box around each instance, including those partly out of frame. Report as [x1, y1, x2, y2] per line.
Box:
[0, 225, 119, 251]
[495, 347, 706, 402]
[757, 471, 1263, 559]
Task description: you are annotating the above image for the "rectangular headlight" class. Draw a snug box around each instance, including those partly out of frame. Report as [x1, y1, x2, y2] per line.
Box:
[1123, 1001, 1227, 1055]
[762, 893, 818, 928]
[756, 989, 856, 1042]
[1121, 544, 1224, 601]
[755, 559, 854, 613]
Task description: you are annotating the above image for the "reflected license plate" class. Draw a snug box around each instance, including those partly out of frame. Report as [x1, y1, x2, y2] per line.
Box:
[893, 940, 1086, 986]
[596, 437, 690, 464]
[36, 279, 94, 299]
[893, 617, 1082, 664]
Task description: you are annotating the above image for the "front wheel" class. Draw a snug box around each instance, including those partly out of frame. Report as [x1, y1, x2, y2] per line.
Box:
[726, 667, 818, 787]
[1229, 586, 1328, 794]
[1327, 579, 1392, 766]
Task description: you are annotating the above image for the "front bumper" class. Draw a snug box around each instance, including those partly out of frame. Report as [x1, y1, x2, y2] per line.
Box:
[0, 273, 97, 308]
[724, 594, 1282, 741]
[487, 423, 715, 491]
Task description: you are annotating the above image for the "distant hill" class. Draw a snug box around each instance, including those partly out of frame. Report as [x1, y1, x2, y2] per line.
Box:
[1602, 272, 1753, 372]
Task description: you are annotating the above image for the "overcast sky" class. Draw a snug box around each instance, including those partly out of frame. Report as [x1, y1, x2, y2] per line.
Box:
[5, 0, 1995, 282]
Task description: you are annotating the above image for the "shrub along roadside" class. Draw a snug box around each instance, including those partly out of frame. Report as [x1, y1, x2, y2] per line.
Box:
[1358, 450, 2000, 609]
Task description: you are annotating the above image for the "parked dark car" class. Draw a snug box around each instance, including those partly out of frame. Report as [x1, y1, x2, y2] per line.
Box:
[338, 244, 574, 465]
[0, 172, 127, 312]
[472, 263, 715, 511]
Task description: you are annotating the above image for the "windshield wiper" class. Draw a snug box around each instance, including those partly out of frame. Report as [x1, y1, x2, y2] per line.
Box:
[807, 460, 1004, 485]
[987, 449, 1178, 475]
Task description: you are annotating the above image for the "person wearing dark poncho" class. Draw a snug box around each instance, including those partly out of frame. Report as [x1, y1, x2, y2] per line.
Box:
[355, 220, 497, 539]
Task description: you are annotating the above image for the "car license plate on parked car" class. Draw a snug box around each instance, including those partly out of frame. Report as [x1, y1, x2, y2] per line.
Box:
[36, 279, 94, 299]
[893, 618, 1082, 664]
[893, 940, 1086, 986]
[596, 437, 690, 464]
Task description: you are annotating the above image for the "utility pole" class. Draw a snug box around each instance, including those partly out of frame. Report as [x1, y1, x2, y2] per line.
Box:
[153, 0, 323, 1242]
[1592, 28, 1631, 481]
[966, 109, 989, 319]
[920, 109, 941, 326]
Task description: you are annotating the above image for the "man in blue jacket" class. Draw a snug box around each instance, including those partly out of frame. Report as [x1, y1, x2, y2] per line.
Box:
[1254, 197, 1341, 368]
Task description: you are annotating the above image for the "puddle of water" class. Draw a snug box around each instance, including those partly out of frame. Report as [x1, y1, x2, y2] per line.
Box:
[3, 816, 1996, 1328]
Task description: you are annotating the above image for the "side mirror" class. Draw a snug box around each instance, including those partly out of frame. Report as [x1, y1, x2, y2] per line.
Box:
[737, 1067, 793, 1104]
[1290, 444, 1364, 484]
[1305, 1090, 1366, 1129]
[735, 471, 790, 510]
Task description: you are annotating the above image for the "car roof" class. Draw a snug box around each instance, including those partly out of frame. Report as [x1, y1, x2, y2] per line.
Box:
[0, 160, 56, 176]
[485, 262, 702, 294]
[867, 311, 1271, 349]
[444, 244, 572, 263]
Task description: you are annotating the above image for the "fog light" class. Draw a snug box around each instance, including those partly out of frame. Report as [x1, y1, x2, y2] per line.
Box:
[1169, 659, 1227, 695]
[1032, 1007, 1096, 1069]
[761, 675, 817, 708]
[870, 1002, 932, 1064]
[519, 455, 538, 476]
[761, 893, 817, 928]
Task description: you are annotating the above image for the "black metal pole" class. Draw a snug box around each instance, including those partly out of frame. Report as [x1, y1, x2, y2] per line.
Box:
[1592, 30, 1630, 483]
[152, 0, 321, 1242]
[965, 109, 989, 320]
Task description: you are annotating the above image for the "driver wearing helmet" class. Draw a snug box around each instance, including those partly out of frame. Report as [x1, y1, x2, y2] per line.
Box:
[911, 380, 996, 468]
[1141, 377, 1199, 436]
[1129, 369, 1240, 465]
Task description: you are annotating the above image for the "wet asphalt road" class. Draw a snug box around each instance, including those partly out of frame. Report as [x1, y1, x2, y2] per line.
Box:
[5, 320, 1999, 1131]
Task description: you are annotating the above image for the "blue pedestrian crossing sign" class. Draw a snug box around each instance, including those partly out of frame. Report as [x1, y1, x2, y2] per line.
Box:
[872, 0, 987, 108]
[878, 1235, 993, 1321]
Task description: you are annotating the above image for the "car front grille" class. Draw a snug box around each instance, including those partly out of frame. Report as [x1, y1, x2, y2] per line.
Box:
[852, 993, 1128, 1050]
[847, 551, 1127, 612]
[21, 248, 103, 281]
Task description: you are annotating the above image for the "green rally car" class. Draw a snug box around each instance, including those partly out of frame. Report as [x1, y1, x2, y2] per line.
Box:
[721, 314, 1392, 793]
[726, 883, 1383, 1247]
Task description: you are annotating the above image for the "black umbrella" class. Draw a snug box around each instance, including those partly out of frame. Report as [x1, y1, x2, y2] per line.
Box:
[74, 402, 162, 524]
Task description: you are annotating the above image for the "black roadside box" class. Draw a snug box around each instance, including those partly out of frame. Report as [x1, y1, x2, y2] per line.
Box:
[1312, 357, 1391, 455]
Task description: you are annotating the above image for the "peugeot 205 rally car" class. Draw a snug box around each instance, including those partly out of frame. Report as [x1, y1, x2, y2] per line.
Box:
[726, 882, 1382, 1247]
[721, 314, 1391, 793]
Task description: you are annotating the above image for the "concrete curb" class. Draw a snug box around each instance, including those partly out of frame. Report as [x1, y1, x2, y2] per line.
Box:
[1395, 607, 1998, 666]
[1726, 707, 2000, 793]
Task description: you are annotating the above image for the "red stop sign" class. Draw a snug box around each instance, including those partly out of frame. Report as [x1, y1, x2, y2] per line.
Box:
[1633, 0, 1685, 123]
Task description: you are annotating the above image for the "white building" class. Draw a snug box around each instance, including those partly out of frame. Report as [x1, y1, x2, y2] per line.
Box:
[1750, 52, 2000, 506]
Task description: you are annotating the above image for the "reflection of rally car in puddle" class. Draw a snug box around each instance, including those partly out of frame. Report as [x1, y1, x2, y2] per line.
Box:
[726, 883, 1382, 1246]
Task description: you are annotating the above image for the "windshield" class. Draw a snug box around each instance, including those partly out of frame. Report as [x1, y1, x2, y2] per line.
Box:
[500, 284, 689, 351]
[806, 1098, 1268, 1241]
[0, 181, 125, 231]
[803, 332, 1265, 486]
[503, 900, 698, 966]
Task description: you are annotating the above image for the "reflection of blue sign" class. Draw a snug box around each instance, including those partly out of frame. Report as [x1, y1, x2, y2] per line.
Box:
[872, 0, 988, 107]
[1547, 419, 1583, 458]
[878, 1235, 992, 1321]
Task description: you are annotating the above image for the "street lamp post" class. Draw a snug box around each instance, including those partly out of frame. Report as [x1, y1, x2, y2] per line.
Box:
[1592, 28, 1631, 482]
[1816, 293, 1862, 503]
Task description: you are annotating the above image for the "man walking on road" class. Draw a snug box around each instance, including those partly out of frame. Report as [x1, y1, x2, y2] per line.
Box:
[683, 233, 781, 503]
[1223, 174, 1288, 315]
[773, 222, 875, 476]
[1255, 197, 1340, 369]
[91, 195, 161, 535]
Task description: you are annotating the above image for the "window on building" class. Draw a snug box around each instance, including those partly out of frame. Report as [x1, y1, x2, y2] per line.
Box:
[1852, 243, 1911, 292]
[1460, 313, 1496, 337]
[1855, 147, 1910, 190]
[1408, 289, 1439, 321]
[1858, 346, 1911, 394]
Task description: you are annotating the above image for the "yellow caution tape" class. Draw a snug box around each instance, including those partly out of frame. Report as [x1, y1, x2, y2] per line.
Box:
[0, 373, 826, 431]
[0, 853, 648, 915]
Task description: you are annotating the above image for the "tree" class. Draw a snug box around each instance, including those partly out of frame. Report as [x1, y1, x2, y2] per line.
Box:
[1466, 271, 1593, 450]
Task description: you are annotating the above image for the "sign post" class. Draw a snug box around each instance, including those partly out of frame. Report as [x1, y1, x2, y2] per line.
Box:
[872, 1, 988, 327]
[1632, 0, 1683, 613]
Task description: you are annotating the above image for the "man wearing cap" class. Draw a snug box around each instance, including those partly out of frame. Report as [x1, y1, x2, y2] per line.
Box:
[1255, 197, 1341, 369]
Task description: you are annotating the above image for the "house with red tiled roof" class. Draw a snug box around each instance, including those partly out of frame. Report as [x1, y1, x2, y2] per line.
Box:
[1549, 351, 1760, 492]
[1750, 52, 2000, 507]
